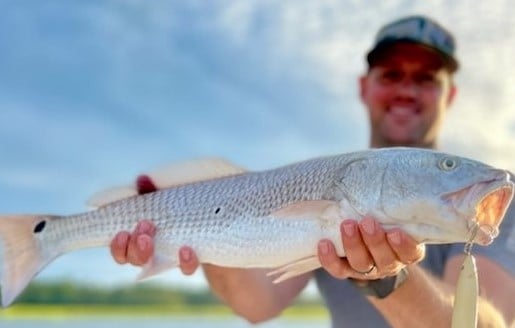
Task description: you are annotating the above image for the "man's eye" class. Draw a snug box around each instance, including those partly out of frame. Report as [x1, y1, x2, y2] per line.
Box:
[381, 71, 402, 82]
[416, 74, 438, 85]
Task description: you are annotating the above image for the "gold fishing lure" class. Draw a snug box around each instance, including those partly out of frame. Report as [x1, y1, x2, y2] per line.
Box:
[451, 225, 479, 328]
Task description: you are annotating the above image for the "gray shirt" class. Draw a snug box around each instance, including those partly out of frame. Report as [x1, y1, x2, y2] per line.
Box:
[314, 199, 515, 327]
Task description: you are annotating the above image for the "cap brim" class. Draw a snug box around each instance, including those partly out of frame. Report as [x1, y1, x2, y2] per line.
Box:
[366, 40, 459, 73]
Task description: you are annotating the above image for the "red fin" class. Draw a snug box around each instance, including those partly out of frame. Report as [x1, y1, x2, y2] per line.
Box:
[136, 175, 157, 195]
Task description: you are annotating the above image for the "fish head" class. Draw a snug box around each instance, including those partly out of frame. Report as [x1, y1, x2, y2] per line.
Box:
[376, 148, 514, 245]
[437, 169, 513, 245]
[335, 148, 514, 245]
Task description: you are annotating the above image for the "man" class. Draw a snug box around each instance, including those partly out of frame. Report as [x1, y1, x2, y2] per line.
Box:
[110, 16, 515, 327]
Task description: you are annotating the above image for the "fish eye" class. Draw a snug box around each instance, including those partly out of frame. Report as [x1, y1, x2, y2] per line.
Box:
[439, 157, 458, 171]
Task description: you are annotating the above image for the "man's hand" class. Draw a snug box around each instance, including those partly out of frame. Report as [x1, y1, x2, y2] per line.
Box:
[317, 217, 425, 280]
[110, 220, 200, 274]
[108, 175, 200, 275]
[110, 219, 156, 266]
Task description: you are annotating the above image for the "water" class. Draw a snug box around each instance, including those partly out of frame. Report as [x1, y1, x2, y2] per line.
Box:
[0, 316, 327, 328]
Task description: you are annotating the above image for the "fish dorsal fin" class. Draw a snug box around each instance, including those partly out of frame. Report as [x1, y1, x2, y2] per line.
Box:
[86, 186, 136, 209]
[87, 158, 246, 208]
[147, 157, 246, 189]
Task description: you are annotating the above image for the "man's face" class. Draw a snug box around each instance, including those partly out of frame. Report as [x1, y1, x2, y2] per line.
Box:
[360, 43, 457, 148]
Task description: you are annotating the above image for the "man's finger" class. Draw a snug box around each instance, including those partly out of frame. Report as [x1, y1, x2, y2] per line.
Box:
[318, 239, 352, 279]
[126, 220, 157, 266]
[358, 218, 401, 275]
[387, 229, 425, 264]
[110, 232, 130, 264]
[340, 220, 375, 274]
[135, 220, 157, 238]
[127, 234, 154, 266]
[179, 247, 200, 275]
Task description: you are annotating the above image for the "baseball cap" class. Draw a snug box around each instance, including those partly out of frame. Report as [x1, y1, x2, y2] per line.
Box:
[366, 15, 459, 72]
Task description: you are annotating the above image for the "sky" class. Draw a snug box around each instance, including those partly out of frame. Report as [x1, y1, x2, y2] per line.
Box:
[0, 1, 514, 295]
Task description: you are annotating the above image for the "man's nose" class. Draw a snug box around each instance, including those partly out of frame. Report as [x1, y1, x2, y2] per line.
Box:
[395, 78, 419, 98]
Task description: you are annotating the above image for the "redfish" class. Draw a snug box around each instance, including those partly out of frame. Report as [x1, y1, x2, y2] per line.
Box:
[0, 147, 512, 307]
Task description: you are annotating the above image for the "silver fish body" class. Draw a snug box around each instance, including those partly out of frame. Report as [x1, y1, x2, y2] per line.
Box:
[0, 147, 513, 307]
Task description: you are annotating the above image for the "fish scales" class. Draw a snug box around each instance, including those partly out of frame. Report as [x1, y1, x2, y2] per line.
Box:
[38, 155, 346, 260]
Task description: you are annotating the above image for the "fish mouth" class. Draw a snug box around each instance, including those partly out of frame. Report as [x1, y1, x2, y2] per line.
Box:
[472, 184, 513, 245]
[445, 173, 514, 246]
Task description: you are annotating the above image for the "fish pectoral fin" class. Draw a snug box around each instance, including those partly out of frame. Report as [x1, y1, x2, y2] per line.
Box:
[136, 255, 178, 281]
[271, 200, 341, 221]
[267, 256, 321, 283]
[87, 158, 246, 208]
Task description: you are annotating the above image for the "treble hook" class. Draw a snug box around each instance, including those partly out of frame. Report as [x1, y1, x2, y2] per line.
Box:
[464, 223, 480, 255]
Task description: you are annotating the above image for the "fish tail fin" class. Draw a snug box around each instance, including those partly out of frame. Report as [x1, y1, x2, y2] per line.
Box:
[0, 214, 58, 307]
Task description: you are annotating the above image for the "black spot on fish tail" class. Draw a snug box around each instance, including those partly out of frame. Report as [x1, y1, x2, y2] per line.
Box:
[33, 220, 46, 233]
[215, 207, 221, 214]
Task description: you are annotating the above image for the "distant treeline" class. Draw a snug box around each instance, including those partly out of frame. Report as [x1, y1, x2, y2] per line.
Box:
[16, 282, 320, 306]
[17, 282, 220, 305]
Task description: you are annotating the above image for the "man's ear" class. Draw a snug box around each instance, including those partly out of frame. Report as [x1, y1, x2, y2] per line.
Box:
[359, 74, 368, 102]
[446, 83, 458, 108]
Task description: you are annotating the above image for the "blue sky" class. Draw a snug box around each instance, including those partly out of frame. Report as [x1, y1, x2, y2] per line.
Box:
[1, 1, 514, 291]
